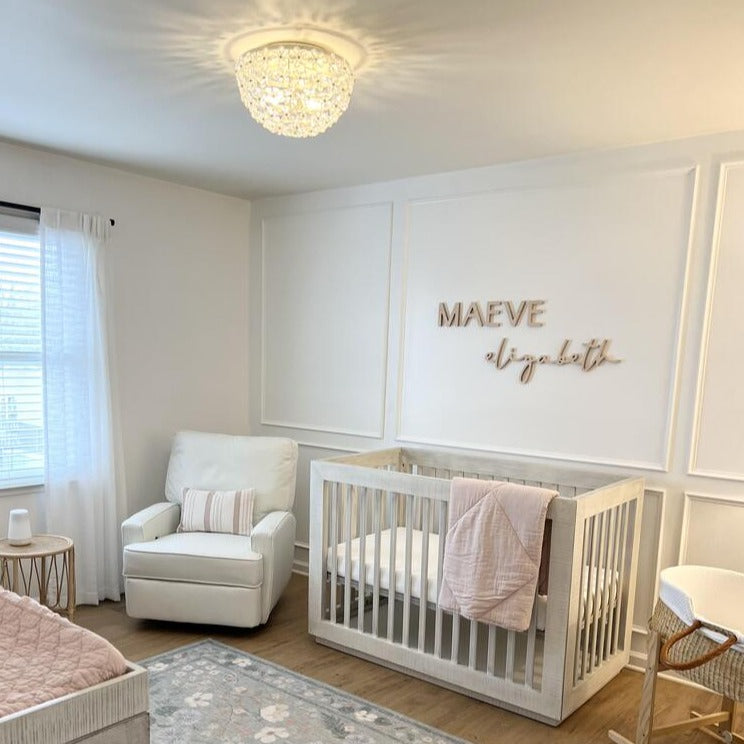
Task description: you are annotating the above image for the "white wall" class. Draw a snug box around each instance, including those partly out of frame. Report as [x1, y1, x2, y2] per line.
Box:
[250, 130, 744, 667]
[0, 141, 251, 535]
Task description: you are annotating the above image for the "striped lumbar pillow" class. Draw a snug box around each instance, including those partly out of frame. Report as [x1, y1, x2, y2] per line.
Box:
[178, 488, 255, 536]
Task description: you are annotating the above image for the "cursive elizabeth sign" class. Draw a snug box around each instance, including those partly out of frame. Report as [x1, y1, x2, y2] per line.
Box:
[437, 299, 622, 384]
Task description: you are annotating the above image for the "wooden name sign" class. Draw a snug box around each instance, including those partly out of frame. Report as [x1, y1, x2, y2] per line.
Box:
[438, 299, 622, 384]
[438, 299, 546, 328]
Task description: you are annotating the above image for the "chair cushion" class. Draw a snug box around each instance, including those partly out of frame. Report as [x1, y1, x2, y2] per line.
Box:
[123, 532, 263, 589]
[165, 432, 298, 523]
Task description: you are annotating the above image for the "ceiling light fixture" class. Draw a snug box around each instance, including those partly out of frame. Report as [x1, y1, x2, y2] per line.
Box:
[236, 42, 353, 138]
[227, 27, 366, 139]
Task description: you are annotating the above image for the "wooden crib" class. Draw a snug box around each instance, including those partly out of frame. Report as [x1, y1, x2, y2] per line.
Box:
[308, 447, 644, 725]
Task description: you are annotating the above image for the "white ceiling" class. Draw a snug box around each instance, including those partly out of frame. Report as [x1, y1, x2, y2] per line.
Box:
[3, 0, 744, 199]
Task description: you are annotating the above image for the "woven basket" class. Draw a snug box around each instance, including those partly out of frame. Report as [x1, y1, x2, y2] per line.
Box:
[652, 600, 744, 701]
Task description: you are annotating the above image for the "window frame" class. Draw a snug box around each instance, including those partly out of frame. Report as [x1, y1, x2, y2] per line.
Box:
[0, 208, 44, 490]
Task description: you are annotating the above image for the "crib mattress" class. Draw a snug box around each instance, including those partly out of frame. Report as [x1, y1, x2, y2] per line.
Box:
[332, 528, 441, 605]
[659, 565, 744, 653]
[329, 529, 619, 631]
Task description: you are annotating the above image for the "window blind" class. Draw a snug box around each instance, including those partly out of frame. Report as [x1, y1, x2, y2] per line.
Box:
[0, 210, 43, 487]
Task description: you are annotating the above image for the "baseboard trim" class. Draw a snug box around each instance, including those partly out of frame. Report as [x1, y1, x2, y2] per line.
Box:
[293, 541, 309, 576]
[293, 560, 309, 576]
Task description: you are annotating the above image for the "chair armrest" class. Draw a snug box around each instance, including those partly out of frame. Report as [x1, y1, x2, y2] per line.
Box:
[251, 510, 296, 624]
[121, 502, 181, 547]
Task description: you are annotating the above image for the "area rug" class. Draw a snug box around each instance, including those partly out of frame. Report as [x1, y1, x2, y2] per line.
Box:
[143, 639, 468, 743]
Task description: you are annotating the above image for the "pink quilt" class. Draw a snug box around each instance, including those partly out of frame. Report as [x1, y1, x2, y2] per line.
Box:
[0, 588, 128, 718]
[438, 478, 557, 632]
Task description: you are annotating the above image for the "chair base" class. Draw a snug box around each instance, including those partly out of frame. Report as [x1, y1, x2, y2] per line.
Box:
[125, 577, 264, 628]
[609, 630, 741, 743]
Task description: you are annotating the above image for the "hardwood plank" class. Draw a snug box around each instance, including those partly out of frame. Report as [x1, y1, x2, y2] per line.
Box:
[75, 574, 740, 744]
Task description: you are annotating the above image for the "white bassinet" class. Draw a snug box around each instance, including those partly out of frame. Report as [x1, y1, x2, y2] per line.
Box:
[309, 448, 644, 725]
[659, 566, 744, 653]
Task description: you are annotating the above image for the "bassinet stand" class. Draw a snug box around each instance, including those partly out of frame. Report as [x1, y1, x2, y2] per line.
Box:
[609, 566, 743, 744]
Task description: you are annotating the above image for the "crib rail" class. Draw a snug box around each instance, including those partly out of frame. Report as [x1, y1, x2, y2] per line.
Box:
[308, 448, 643, 725]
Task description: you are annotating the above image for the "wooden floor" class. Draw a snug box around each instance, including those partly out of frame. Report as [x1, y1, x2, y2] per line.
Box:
[76, 573, 739, 744]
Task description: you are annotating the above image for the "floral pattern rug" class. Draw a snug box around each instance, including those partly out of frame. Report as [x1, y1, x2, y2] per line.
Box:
[143, 639, 469, 744]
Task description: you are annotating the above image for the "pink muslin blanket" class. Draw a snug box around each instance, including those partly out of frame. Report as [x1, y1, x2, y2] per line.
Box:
[0, 587, 128, 718]
[438, 478, 557, 632]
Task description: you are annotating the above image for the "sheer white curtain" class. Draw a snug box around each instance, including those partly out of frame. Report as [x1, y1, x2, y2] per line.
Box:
[40, 208, 123, 604]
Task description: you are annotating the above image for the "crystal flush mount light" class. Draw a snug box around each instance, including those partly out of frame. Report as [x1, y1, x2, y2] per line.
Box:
[228, 28, 366, 139]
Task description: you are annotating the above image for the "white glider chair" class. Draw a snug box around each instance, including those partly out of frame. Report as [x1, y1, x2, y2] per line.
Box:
[121, 431, 298, 627]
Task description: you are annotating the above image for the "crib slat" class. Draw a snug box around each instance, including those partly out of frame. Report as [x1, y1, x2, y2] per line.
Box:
[525, 598, 538, 688]
[597, 506, 616, 662]
[357, 487, 367, 632]
[344, 484, 353, 628]
[611, 504, 625, 654]
[589, 512, 607, 671]
[612, 502, 630, 654]
[595, 510, 611, 667]
[418, 498, 430, 652]
[588, 512, 605, 673]
[588, 512, 604, 671]
[329, 482, 338, 625]
[604, 505, 621, 659]
[387, 491, 398, 643]
[372, 490, 381, 637]
[322, 481, 329, 619]
[451, 613, 460, 663]
[468, 620, 478, 670]
[487, 625, 496, 676]
[506, 630, 516, 682]
[579, 515, 596, 680]
[595, 507, 611, 663]
[575, 516, 588, 681]
[403, 494, 414, 647]
[434, 500, 447, 659]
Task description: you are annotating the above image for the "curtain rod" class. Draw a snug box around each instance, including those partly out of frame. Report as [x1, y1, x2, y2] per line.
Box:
[0, 200, 115, 227]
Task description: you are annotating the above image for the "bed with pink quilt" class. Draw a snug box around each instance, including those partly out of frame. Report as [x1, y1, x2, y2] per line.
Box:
[0, 587, 149, 744]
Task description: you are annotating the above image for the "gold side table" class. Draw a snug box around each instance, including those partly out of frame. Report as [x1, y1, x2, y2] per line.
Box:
[0, 534, 76, 620]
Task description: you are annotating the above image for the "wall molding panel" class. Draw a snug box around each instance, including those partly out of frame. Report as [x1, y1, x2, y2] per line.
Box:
[292, 442, 361, 574]
[393, 433, 669, 472]
[296, 441, 358, 453]
[396, 167, 696, 468]
[689, 160, 744, 480]
[679, 491, 744, 570]
[260, 203, 393, 438]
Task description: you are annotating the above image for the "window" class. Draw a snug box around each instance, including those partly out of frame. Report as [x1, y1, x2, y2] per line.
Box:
[0, 209, 43, 487]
